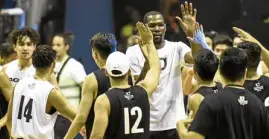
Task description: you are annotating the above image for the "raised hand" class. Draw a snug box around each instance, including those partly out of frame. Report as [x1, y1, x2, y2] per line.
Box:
[136, 21, 153, 44]
[176, 1, 197, 37]
[233, 27, 260, 45]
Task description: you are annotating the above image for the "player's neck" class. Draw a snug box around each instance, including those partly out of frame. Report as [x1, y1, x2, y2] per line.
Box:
[35, 70, 51, 81]
[222, 78, 245, 88]
[110, 79, 130, 89]
[246, 70, 260, 80]
[18, 58, 32, 71]
[197, 80, 216, 88]
[155, 41, 165, 49]
[98, 58, 106, 69]
[56, 54, 68, 62]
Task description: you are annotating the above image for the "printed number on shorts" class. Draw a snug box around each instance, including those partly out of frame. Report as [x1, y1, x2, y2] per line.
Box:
[124, 106, 144, 134]
[17, 95, 33, 123]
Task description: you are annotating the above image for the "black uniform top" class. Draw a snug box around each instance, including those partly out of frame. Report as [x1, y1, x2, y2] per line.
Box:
[196, 82, 223, 97]
[104, 85, 150, 139]
[189, 85, 269, 139]
[0, 90, 9, 139]
[244, 75, 269, 110]
[85, 69, 110, 138]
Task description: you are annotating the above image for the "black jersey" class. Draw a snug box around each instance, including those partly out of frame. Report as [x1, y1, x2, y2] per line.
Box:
[244, 75, 269, 110]
[189, 85, 269, 139]
[85, 69, 110, 138]
[104, 86, 150, 139]
[196, 82, 223, 97]
[0, 90, 9, 139]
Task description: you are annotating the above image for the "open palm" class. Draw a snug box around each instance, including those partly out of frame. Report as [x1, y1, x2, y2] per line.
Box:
[176, 1, 197, 37]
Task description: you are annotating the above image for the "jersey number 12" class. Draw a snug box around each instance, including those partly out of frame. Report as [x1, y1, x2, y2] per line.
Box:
[124, 106, 144, 134]
[17, 95, 33, 123]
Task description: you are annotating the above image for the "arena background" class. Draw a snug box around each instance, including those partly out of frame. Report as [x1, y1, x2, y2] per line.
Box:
[1, 0, 269, 74]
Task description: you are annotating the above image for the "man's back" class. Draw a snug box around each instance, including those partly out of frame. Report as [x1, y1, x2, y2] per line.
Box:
[104, 85, 150, 139]
[11, 77, 58, 139]
[244, 75, 269, 110]
[189, 86, 269, 139]
[85, 69, 110, 138]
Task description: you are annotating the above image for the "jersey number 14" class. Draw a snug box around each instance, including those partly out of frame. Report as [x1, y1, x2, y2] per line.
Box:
[17, 95, 33, 123]
[124, 106, 144, 134]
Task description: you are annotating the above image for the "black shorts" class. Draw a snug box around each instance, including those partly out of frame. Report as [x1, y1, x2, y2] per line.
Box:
[54, 115, 71, 139]
[0, 126, 9, 139]
[150, 129, 179, 139]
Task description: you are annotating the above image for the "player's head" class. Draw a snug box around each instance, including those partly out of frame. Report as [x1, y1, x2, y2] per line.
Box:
[0, 42, 17, 64]
[213, 34, 233, 57]
[32, 45, 56, 74]
[90, 33, 116, 68]
[143, 11, 166, 45]
[106, 51, 130, 81]
[9, 27, 39, 60]
[52, 33, 73, 58]
[233, 36, 243, 47]
[219, 47, 247, 83]
[237, 41, 261, 71]
[204, 32, 215, 49]
[193, 49, 219, 82]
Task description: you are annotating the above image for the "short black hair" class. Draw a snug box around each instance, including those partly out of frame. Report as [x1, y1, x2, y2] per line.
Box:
[143, 11, 163, 23]
[213, 34, 233, 50]
[54, 32, 74, 47]
[32, 45, 56, 69]
[220, 47, 248, 82]
[9, 27, 39, 45]
[237, 41, 261, 70]
[90, 33, 116, 59]
[0, 42, 15, 58]
[194, 49, 219, 81]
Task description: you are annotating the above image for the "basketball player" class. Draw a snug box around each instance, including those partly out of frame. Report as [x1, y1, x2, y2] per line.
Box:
[237, 42, 269, 111]
[1, 27, 38, 86]
[0, 42, 17, 65]
[177, 47, 269, 139]
[90, 21, 161, 139]
[64, 33, 116, 139]
[187, 49, 222, 118]
[6, 45, 76, 139]
[126, 2, 200, 138]
[52, 33, 87, 139]
[0, 71, 13, 139]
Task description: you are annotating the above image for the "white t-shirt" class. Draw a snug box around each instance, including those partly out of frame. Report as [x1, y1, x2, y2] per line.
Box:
[11, 77, 58, 139]
[5, 60, 36, 86]
[54, 57, 86, 109]
[126, 40, 191, 131]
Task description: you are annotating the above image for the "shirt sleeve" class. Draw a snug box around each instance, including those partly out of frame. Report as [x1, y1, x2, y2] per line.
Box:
[126, 47, 143, 76]
[177, 42, 191, 61]
[189, 100, 215, 136]
[70, 60, 87, 84]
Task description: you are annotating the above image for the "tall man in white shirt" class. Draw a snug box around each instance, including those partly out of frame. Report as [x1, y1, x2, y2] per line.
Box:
[52, 33, 87, 139]
[126, 2, 200, 139]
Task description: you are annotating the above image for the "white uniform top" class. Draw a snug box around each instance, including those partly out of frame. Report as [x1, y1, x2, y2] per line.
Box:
[5, 60, 36, 86]
[54, 57, 86, 109]
[257, 61, 263, 75]
[11, 77, 58, 139]
[126, 40, 191, 131]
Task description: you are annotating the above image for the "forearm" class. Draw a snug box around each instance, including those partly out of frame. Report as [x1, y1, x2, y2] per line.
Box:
[0, 114, 7, 128]
[259, 43, 269, 69]
[65, 116, 86, 139]
[61, 106, 76, 122]
[135, 61, 150, 84]
[183, 74, 194, 95]
[177, 121, 189, 139]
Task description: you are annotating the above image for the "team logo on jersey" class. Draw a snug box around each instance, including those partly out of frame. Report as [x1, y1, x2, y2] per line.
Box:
[238, 96, 248, 106]
[159, 58, 167, 71]
[254, 82, 263, 92]
[264, 97, 269, 107]
[28, 83, 36, 89]
[213, 89, 218, 94]
[9, 77, 19, 83]
[124, 91, 134, 100]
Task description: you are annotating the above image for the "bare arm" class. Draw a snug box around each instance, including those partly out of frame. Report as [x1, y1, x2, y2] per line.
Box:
[136, 22, 161, 97]
[48, 88, 76, 121]
[177, 121, 205, 139]
[0, 71, 13, 101]
[90, 94, 110, 139]
[64, 74, 97, 139]
[188, 94, 204, 118]
[182, 67, 196, 95]
[6, 87, 15, 135]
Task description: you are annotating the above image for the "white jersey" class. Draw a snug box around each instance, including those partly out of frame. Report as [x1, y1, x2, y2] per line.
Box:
[5, 60, 36, 86]
[54, 56, 86, 109]
[126, 40, 191, 131]
[11, 77, 58, 139]
[257, 61, 263, 75]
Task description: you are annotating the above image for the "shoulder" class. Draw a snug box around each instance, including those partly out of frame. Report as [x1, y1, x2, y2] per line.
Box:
[68, 58, 85, 68]
[165, 40, 189, 48]
[83, 73, 98, 91]
[126, 44, 142, 57]
[95, 94, 110, 108]
[3, 60, 18, 71]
